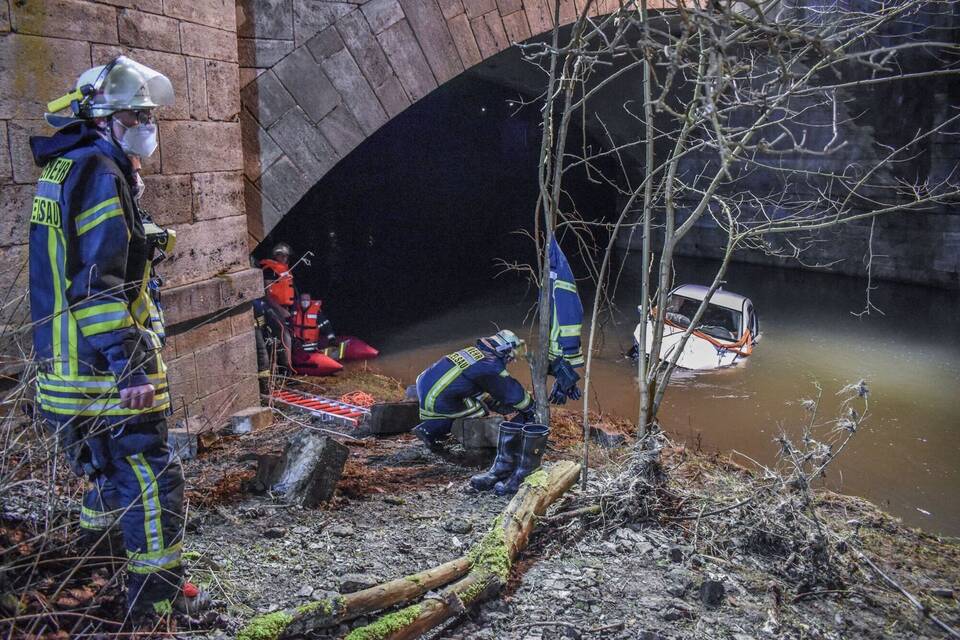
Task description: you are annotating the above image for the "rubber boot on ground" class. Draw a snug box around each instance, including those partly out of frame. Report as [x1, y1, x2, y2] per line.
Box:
[469, 421, 523, 491]
[494, 424, 550, 496]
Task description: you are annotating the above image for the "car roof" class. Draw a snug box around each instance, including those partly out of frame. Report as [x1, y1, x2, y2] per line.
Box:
[670, 284, 750, 311]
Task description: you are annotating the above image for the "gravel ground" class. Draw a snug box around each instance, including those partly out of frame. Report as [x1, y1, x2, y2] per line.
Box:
[184, 432, 958, 640]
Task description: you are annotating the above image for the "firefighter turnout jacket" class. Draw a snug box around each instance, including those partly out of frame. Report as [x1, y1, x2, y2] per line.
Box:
[29, 122, 170, 425]
[548, 237, 584, 367]
[416, 344, 533, 420]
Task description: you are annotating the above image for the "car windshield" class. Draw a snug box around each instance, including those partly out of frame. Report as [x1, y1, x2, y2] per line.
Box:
[664, 294, 742, 341]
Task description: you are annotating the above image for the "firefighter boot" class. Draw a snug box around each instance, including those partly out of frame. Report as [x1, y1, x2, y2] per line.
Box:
[494, 424, 550, 496]
[469, 421, 523, 491]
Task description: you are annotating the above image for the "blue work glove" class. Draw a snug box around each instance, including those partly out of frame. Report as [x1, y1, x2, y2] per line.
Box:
[549, 380, 568, 405]
[550, 357, 582, 404]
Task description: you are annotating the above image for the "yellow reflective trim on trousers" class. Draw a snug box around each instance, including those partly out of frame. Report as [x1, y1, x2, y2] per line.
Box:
[419, 397, 485, 419]
[76, 197, 120, 225]
[128, 453, 164, 553]
[80, 505, 117, 530]
[128, 542, 182, 574]
[424, 364, 465, 414]
[77, 208, 122, 235]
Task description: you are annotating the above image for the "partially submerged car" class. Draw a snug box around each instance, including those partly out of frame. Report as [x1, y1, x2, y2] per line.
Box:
[633, 284, 760, 370]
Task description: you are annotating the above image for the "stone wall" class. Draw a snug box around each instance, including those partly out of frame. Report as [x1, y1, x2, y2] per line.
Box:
[236, 0, 639, 242]
[0, 0, 262, 421]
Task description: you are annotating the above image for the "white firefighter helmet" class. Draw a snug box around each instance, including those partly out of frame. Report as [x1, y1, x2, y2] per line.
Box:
[46, 56, 174, 121]
[480, 329, 526, 361]
[272, 242, 293, 257]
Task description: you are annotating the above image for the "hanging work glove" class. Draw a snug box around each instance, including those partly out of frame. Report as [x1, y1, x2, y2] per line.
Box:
[549, 357, 582, 405]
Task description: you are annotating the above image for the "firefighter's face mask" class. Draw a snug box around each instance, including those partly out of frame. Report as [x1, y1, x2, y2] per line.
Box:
[300, 298, 310, 310]
[112, 110, 159, 158]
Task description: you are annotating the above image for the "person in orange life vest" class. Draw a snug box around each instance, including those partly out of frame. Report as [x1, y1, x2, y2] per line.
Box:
[292, 293, 337, 349]
[257, 242, 296, 371]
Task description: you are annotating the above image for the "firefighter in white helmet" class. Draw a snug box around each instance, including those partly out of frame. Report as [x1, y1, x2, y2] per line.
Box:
[30, 56, 207, 621]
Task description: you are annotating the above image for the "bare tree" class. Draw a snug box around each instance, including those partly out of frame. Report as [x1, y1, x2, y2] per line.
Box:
[520, 0, 959, 456]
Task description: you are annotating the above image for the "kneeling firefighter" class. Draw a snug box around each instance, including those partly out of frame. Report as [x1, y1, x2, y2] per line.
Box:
[414, 330, 550, 495]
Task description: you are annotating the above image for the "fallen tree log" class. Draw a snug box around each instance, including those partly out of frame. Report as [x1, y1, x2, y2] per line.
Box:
[237, 556, 472, 640]
[346, 460, 581, 640]
[236, 460, 580, 640]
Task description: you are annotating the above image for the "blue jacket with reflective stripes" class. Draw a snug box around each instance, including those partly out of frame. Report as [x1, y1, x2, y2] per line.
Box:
[29, 122, 170, 425]
[416, 344, 532, 420]
[549, 238, 584, 367]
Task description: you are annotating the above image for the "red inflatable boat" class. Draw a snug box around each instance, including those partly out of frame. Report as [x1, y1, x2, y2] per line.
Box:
[292, 349, 343, 376]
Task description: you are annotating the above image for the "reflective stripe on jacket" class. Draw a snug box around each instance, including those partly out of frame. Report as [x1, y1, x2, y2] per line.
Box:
[29, 123, 169, 424]
[415, 345, 532, 420]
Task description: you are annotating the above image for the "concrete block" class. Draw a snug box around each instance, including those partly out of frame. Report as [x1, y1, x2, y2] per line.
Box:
[237, 0, 294, 39]
[219, 266, 266, 310]
[180, 21, 239, 62]
[377, 20, 437, 103]
[239, 67, 265, 88]
[398, 0, 463, 84]
[171, 312, 235, 357]
[243, 177, 278, 240]
[119, 8, 181, 53]
[229, 303, 256, 336]
[238, 38, 294, 68]
[96, 0, 165, 12]
[447, 14, 482, 69]
[470, 11, 509, 58]
[242, 69, 297, 128]
[164, 0, 237, 31]
[240, 108, 283, 181]
[193, 171, 244, 221]
[361, 0, 405, 34]
[452, 416, 500, 449]
[248, 453, 283, 493]
[163, 278, 222, 327]
[159, 215, 248, 288]
[8, 120, 51, 185]
[337, 10, 395, 88]
[0, 36, 88, 120]
[93, 45, 189, 120]
[497, 0, 523, 16]
[294, 0, 356, 47]
[0, 121, 10, 183]
[168, 427, 198, 461]
[523, 0, 553, 36]
[318, 106, 366, 157]
[267, 107, 339, 177]
[190, 377, 261, 424]
[272, 431, 349, 506]
[374, 75, 411, 118]
[195, 331, 259, 393]
[140, 174, 193, 226]
[502, 10, 531, 42]
[306, 26, 346, 62]
[205, 60, 242, 121]
[438, 0, 465, 19]
[230, 406, 274, 434]
[0, 185, 33, 247]
[273, 46, 341, 123]
[166, 353, 200, 408]
[0, 2, 9, 31]
[160, 121, 243, 174]
[558, 0, 577, 24]
[257, 155, 311, 212]
[11, 0, 118, 43]
[0, 244, 28, 326]
[186, 57, 209, 120]
[321, 49, 389, 136]
[368, 401, 419, 435]
[462, 0, 496, 19]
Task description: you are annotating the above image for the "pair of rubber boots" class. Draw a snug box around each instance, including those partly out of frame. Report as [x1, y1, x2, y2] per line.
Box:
[470, 422, 549, 496]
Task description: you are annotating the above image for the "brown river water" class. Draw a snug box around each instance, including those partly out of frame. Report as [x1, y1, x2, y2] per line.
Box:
[363, 256, 960, 535]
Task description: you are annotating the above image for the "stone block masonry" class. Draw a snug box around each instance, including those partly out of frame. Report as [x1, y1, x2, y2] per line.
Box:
[237, 0, 611, 243]
[1, 1, 262, 423]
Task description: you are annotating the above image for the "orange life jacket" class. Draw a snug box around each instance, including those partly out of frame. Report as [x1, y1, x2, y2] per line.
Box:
[259, 258, 295, 307]
[292, 300, 324, 344]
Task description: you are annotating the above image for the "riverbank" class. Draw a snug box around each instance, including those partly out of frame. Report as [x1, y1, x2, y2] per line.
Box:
[2, 370, 957, 638]
[181, 370, 959, 639]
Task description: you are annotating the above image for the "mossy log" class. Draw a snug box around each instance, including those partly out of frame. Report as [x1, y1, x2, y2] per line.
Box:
[237, 557, 472, 640]
[348, 460, 581, 640]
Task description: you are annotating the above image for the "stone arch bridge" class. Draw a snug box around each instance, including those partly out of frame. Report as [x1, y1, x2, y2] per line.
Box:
[237, 0, 628, 241]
